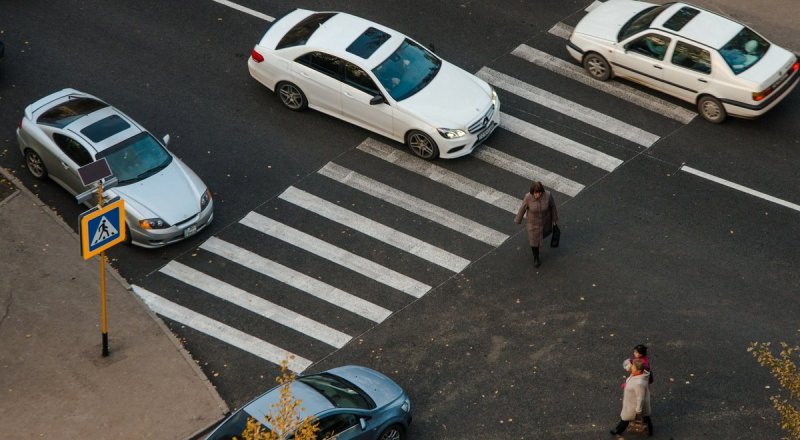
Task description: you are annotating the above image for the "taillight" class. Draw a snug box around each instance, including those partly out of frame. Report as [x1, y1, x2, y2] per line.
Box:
[752, 86, 774, 101]
[251, 49, 264, 63]
[792, 61, 800, 73]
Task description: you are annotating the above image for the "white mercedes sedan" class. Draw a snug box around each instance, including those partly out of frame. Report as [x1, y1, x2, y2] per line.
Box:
[567, 1, 799, 123]
[248, 9, 500, 159]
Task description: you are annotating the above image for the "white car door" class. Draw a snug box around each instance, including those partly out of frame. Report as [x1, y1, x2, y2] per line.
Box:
[291, 52, 343, 116]
[662, 40, 714, 102]
[615, 33, 672, 87]
[340, 61, 395, 138]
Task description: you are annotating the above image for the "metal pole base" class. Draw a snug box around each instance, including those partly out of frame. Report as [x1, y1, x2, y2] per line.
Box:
[102, 332, 109, 357]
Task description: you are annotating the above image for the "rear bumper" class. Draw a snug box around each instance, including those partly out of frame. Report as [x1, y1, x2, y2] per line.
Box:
[723, 61, 800, 118]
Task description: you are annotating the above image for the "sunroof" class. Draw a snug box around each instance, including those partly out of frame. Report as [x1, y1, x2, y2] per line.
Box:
[81, 114, 131, 142]
[346, 27, 391, 59]
[663, 6, 700, 31]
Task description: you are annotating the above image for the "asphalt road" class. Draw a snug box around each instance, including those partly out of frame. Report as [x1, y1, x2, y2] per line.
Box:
[2, 1, 799, 438]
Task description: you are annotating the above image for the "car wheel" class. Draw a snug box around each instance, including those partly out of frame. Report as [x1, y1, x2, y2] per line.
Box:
[583, 53, 611, 81]
[276, 81, 308, 111]
[24, 149, 48, 180]
[378, 425, 404, 440]
[405, 130, 439, 160]
[697, 95, 726, 123]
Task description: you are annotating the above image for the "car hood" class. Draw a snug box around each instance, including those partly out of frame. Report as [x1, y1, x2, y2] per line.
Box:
[737, 46, 798, 87]
[110, 159, 203, 225]
[573, 0, 654, 43]
[397, 61, 492, 129]
[327, 365, 404, 408]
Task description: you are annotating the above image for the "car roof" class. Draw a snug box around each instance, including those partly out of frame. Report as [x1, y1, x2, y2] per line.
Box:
[651, 2, 743, 49]
[242, 379, 334, 425]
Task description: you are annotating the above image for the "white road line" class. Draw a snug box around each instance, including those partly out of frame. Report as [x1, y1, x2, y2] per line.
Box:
[211, 0, 274, 21]
[200, 237, 391, 323]
[280, 186, 470, 273]
[357, 138, 520, 213]
[240, 211, 431, 298]
[478, 67, 660, 148]
[585, 0, 603, 12]
[500, 112, 623, 172]
[548, 22, 573, 39]
[160, 261, 351, 349]
[473, 146, 585, 197]
[511, 44, 697, 124]
[318, 163, 509, 247]
[131, 285, 312, 372]
[681, 166, 800, 212]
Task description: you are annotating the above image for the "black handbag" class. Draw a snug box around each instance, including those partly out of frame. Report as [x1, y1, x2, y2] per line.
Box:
[550, 224, 560, 248]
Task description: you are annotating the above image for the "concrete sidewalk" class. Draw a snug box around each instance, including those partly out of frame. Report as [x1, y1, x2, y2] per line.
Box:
[0, 168, 228, 439]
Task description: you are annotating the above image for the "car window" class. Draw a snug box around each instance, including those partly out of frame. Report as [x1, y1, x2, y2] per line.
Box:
[344, 62, 380, 96]
[618, 4, 671, 41]
[96, 132, 172, 185]
[316, 413, 358, 440]
[53, 133, 93, 166]
[372, 38, 441, 101]
[626, 34, 671, 61]
[296, 52, 343, 79]
[671, 41, 711, 74]
[206, 410, 271, 440]
[719, 27, 769, 74]
[276, 12, 336, 50]
[297, 373, 374, 410]
[38, 97, 107, 128]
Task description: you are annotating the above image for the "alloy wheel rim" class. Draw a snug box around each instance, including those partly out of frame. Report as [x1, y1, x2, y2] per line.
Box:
[380, 429, 400, 440]
[703, 101, 720, 119]
[27, 153, 44, 177]
[280, 85, 302, 109]
[588, 59, 605, 77]
[409, 133, 433, 158]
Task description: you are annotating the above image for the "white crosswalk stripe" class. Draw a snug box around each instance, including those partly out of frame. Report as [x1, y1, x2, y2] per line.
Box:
[240, 211, 431, 298]
[318, 162, 509, 247]
[500, 113, 624, 172]
[200, 237, 391, 323]
[160, 261, 352, 348]
[478, 67, 660, 148]
[511, 44, 697, 124]
[279, 186, 471, 273]
[473, 146, 585, 197]
[357, 138, 520, 213]
[131, 285, 313, 372]
[548, 22, 573, 40]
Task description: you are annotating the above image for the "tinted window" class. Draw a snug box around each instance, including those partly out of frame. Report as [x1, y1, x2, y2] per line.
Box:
[671, 41, 711, 74]
[53, 134, 93, 166]
[344, 62, 380, 95]
[618, 4, 671, 41]
[372, 39, 441, 101]
[81, 114, 131, 142]
[206, 411, 271, 440]
[96, 132, 172, 185]
[276, 12, 336, 50]
[627, 34, 671, 61]
[38, 97, 107, 128]
[298, 373, 374, 410]
[662, 7, 700, 31]
[317, 414, 358, 440]
[346, 27, 391, 59]
[719, 27, 769, 74]
[296, 52, 343, 78]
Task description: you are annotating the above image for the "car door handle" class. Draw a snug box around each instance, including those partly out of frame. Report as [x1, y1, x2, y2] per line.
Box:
[698, 78, 708, 83]
[653, 65, 662, 69]
[61, 162, 70, 169]
[300, 72, 310, 78]
[343, 92, 353, 99]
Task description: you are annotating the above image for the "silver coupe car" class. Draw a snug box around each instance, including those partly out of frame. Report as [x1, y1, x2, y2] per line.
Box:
[16, 88, 213, 248]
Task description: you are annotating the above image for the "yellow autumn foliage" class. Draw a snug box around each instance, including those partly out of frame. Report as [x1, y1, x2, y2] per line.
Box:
[749, 342, 800, 440]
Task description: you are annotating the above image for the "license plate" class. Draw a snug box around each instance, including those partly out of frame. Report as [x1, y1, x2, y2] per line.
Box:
[183, 224, 198, 238]
[477, 123, 496, 142]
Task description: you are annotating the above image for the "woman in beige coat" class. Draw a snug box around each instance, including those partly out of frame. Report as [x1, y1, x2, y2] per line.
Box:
[610, 359, 653, 437]
[514, 181, 558, 267]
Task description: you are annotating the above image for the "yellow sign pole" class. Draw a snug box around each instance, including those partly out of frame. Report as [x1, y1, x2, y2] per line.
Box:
[97, 183, 109, 357]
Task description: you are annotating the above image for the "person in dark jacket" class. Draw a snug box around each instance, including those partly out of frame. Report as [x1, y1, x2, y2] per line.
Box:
[514, 181, 558, 267]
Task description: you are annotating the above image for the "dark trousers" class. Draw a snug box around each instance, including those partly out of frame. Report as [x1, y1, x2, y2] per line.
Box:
[613, 416, 653, 435]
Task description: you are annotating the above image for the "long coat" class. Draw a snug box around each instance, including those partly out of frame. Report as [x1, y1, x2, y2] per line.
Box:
[620, 371, 652, 421]
[514, 190, 558, 247]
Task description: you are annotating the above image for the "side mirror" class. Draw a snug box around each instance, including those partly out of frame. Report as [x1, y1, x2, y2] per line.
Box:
[162, 134, 171, 145]
[369, 95, 386, 105]
[359, 418, 367, 430]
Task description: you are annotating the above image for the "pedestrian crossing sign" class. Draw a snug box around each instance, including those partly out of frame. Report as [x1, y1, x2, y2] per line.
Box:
[80, 199, 126, 259]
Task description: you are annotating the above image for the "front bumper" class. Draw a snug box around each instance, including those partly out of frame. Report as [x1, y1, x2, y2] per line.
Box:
[128, 200, 214, 248]
[438, 100, 502, 159]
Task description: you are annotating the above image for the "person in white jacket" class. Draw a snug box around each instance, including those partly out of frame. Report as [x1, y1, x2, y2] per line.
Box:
[610, 358, 653, 437]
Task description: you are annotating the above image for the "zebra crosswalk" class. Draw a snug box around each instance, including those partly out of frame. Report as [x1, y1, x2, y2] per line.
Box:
[131, 17, 701, 374]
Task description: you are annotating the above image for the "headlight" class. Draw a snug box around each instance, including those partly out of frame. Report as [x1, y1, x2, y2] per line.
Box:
[437, 128, 466, 139]
[491, 87, 498, 106]
[200, 188, 212, 210]
[401, 397, 411, 413]
[139, 218, 170, 230]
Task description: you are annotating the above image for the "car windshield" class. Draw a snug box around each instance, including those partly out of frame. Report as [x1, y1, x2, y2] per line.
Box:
[96, 132, 172, 185]
[298, 373, 374, 410]
[719, 27, 770, 74]
[618, 4, 671, 41]
[206, 409, 271, 440]
[372, 38, 441, 101]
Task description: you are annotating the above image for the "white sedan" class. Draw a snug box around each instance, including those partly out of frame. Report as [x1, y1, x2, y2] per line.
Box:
[567, 0, 799, 123]
[248, 9, 500, 159]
